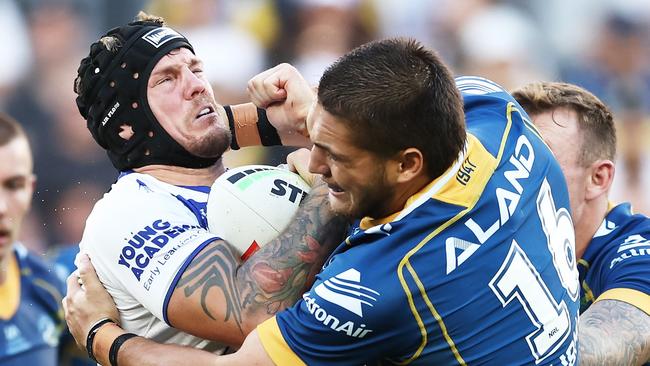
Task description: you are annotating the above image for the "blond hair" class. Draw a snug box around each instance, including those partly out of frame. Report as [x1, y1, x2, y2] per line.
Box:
[74, 11, 166, 94]
[99, 11, 165, 51]
[512, 82, 616, 166]
[0, 113, 27, 147]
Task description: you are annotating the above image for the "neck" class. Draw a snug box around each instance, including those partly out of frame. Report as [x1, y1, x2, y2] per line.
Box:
[384, 174, 431, 217]
[574, 197, 610, 260]
[134, 158, 226, 186]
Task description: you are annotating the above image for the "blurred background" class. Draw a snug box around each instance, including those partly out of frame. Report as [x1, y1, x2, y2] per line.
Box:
[0, 0, 649, 256]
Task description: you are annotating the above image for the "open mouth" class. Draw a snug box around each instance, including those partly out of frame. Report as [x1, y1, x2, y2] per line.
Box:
[195, 106, 215, 119]
[0, 229, 11, 245]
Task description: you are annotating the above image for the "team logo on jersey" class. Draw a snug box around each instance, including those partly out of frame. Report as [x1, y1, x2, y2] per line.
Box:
[313, 268, 379, 317]
[593, 219, 617, 238]
[363, 223, 392, 236]
[136, 179, 152, 192]
[610, 234, 650, 268]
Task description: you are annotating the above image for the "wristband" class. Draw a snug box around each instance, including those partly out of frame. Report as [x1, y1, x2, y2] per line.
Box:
[225, 105, 239, 150]
[108, 333, 138, 366]
[86, 318, 116, 362]
[256, 109, 282, 146]
[225, 104, 281, 149]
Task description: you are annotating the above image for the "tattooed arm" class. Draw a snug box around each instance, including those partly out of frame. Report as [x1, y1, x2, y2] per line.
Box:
[63, 180, 346, 357]
[64, 253, 283, 366]
[166, 180, 345, 345]
[579, 299, 650, 366]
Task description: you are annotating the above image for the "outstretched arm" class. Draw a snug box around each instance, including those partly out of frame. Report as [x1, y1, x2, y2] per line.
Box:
[579, 299, 650, 366]
[247, 63, 316, 147]
[64, 256, 276, 366]
[225, 63, 316, 149]
[110, 329, 273, 366]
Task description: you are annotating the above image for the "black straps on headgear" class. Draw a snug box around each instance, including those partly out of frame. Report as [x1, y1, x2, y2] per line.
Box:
[75, 19, 220, 171]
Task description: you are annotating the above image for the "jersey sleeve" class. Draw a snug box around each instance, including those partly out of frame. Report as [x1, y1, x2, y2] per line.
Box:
[256, 292, 393, 365]
[79, 180, 219, 324]
[596, 235, 650, 315]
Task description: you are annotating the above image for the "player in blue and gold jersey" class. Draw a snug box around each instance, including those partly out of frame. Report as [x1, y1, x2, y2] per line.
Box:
[0, 113, 66, 365]
[63, 38, 580, 365]
[514, 82, 650, 365]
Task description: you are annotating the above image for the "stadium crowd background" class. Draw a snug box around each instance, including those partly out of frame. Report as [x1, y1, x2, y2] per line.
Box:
[0, 0, 649, 256]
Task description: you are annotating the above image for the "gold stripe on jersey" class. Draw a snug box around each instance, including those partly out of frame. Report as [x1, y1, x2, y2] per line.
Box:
[595, 288, 650, 316]
[396, 102, 515, 365]
[578, 259, 596, 304]
[433, 133, 497, 207]
[257, 316, 306, 366]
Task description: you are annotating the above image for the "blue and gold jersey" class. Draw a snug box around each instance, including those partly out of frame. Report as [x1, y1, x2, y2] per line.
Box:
[579, 203, 650, 315]
[258, 77, 580, 365]
[0, 244, 65, 366]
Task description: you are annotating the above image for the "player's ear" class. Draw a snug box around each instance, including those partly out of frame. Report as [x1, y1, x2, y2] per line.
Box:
[394, 148, 424, 184]
[585, 159, 614, 201]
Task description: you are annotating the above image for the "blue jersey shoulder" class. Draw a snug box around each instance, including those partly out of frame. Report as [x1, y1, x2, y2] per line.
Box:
[579, 203, 650, 311]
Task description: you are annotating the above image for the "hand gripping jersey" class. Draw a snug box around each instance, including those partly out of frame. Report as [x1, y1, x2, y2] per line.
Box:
[0, 245, 65, 366]
[53, 245, 100, 366]
[79, 172, 226, 353]
[579, 202, 650, 315]
[257, 77, 580, 365]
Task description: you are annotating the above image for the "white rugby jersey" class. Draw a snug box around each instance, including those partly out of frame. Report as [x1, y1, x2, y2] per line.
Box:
[79, 172, 225, 353]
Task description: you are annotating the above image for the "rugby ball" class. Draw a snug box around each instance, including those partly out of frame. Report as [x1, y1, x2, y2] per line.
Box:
[207, 165, 311, 260]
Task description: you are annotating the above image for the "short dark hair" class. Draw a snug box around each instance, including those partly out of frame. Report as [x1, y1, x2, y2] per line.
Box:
[0, 113, 27, 147]
[512, 82, 616, 166]
[318, 38, 466, 179]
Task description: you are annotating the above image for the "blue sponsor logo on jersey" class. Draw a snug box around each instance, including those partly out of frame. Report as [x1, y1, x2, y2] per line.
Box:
[303, 292, 374, 338]
[610, 234, 650, 268]
[117, 219, 200, 281]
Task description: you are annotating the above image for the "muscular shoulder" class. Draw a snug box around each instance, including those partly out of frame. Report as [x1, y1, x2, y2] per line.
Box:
[591, 205, 650, 264]
[90, 173, 174, 213]
[80, 173, 211, 272]
[83, 173, 200, 236]
[582, 205, 650, 311]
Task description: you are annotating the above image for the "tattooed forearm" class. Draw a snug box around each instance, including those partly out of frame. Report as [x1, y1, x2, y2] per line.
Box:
[240, 182, 348, 313]
[176, 244, 246, 326]
[174, 181, 348, 335]
[579, 299, 650, 366]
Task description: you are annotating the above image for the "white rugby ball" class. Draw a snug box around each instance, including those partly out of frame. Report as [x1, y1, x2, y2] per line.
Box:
[207, 165, 310, 260]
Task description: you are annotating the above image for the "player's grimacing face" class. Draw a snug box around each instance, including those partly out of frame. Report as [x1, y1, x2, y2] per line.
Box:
[531, 108, 589, 221]
[307, 104, 396, 219]
[0, 137, 34, 258]
[147, 48, 231, 158]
